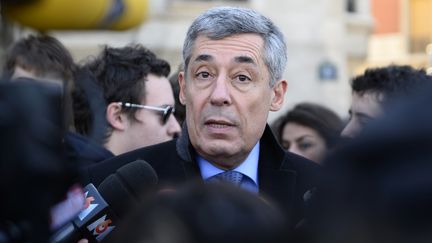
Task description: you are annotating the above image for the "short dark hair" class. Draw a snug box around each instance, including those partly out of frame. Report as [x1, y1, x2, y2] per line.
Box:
[106, 182, 288, 243]
[3, 34, 76, 131]
[73, 44, 170, 138]
[275, 103, 343, 149]
[3, 34, 75, 83]
[351, 65, 431, 104]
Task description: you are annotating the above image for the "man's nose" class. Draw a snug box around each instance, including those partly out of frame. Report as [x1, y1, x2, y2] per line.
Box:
[209, 76, 232, 106]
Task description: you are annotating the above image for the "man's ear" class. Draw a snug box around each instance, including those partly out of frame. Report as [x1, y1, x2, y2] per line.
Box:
[270, 79, 288, 111]
[106, 102, 127, 131]
[178, 71, 187, 105]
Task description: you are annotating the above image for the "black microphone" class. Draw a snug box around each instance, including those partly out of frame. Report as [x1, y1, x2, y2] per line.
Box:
[50, 160, 158, 243]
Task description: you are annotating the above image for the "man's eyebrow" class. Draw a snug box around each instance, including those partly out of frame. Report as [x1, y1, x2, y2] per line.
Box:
[234, 56, 256, 65]
[193, 54, 213, 63]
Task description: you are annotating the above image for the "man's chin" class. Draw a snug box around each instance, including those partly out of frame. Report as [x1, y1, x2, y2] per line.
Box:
[200, 143, 243, 165]
[203, 140, 236, 153]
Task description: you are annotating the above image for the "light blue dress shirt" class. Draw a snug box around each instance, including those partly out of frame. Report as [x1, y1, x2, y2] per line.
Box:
[198, 142, 260, 193]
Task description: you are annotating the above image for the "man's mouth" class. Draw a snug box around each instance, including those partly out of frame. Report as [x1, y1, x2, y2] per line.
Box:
[207, 123, 230, 128]
[204, 119, 235, 128]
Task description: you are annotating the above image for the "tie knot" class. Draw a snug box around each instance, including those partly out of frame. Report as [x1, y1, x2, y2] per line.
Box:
[207, 170, 244, 186]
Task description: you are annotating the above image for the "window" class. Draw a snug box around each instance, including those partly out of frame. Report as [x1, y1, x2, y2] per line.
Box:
[347, 0, 357, 12]
[409, 0, 432, 53]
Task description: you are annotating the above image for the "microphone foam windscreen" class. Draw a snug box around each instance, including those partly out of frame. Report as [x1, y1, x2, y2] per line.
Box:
[116, 159, 158, 197]
[97, 160, 158, 218]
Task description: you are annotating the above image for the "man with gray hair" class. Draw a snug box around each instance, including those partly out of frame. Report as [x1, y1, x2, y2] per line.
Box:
[83, 6, 319, 230]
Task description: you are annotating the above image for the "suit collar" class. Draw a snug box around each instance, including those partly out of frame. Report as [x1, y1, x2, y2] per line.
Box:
[176, 122, 193, 162]
[176, 123, 200, 178]
[176, 124, 297, 186]
[259, 125, 287, 168]
[258, 126, 298, 222]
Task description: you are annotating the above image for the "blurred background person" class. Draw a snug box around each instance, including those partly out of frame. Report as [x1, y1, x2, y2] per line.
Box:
[72, 44, 181, 160]
[341, 65, 432, 138]
[272, 102, 343, 163]
[105, 182, 288, 243]
[2, 34, 75, 86]
[309, 83, 432, 243]
[0, 34, 79, 243]
[1, 34, 115, 166]
[0, 75, 79, 243]
[2, 34, 76, 130]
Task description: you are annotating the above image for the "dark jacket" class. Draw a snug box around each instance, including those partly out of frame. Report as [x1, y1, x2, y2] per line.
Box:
[82, 124, 320, 227]
[65, 132, 114, 166]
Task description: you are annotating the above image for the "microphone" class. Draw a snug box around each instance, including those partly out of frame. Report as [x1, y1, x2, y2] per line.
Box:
[50, 160, 158, 243]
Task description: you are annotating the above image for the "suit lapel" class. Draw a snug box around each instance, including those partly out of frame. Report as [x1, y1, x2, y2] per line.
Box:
[176, 123, 202, 180]
[258, 125, 298, 222]
[182, 159, 201, 179]
[259, 165, 297, 214]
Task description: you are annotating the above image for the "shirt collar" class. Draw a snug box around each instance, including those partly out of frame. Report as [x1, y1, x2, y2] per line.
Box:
[198, 142, 260, 186]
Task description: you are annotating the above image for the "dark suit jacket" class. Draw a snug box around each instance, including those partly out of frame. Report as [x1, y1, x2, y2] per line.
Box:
[82, 124, 320, 228]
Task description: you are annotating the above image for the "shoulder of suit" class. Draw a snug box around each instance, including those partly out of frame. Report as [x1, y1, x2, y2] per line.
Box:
[281, 151, 321, 174]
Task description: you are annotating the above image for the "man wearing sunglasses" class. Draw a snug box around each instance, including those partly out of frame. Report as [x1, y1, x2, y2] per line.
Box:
[73, 44, 181, 159]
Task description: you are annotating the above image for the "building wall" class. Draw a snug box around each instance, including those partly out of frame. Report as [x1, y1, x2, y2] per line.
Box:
[253, 0, 351, 121]
[409, 0, 432, 53]
[372, 0, 400, 34]
[367, 0, 431, 69]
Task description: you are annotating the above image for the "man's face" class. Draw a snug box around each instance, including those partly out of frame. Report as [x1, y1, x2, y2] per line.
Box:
[341, 91, 383, 138]
[179, 34, 287, 169]
[124, 74, 181, 151]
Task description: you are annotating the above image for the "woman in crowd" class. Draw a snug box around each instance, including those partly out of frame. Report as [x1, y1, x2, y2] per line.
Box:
[273, 102, 343, 163]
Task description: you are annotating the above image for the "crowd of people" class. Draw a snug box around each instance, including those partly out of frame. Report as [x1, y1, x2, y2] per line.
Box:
[1, 5, 432, 243]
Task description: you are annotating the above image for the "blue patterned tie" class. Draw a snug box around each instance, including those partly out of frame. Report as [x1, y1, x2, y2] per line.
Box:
[207, 170, 244, 186]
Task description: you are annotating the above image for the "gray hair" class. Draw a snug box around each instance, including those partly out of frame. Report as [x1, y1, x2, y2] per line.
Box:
[182, 6, 287, 87]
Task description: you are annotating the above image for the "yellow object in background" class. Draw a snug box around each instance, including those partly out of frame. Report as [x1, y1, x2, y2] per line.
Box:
[3, 0, 148, 31]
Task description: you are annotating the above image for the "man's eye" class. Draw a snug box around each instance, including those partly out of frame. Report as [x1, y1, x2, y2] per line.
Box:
[196, 72, 210, 79]
[236, 75, 251, 82]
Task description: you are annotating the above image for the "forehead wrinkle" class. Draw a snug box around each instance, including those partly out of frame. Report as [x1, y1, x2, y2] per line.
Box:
[192, 53, 258, 69]
[194, 35, 264, 65]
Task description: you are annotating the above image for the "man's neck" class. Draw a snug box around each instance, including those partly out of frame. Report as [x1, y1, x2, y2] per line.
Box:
[198, 142, 260, 170]
[197, 142, 260, 186]
[104, 135, 123, 156]
[201, 154, 248, 170]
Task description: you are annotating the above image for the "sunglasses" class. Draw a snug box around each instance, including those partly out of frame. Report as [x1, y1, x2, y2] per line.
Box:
[118, 102, 175, 124]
